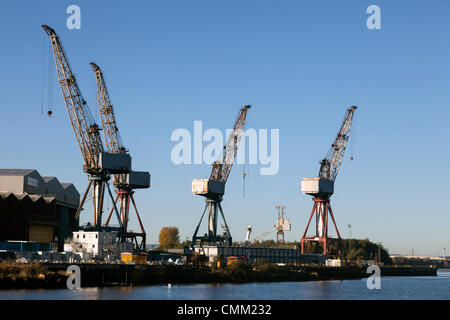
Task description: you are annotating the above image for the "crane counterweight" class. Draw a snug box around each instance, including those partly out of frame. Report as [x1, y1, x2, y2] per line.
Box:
[301, 177, 334, 197]
[192, 179, 225, 198]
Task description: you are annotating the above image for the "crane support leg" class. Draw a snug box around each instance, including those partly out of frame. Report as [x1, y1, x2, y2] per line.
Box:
[192, 202, 209, 243]
[92, 177, 106, 227]
[301, 202, 317, 240]
[328, 204, 341, 239]
[105, 183, 123, 230]
[207, 199, 219, 239]
[105, 193, 120, 226]
[130, 193, 147, 250]
[130, 194, 146, 235]
[218, 202, 232, 246]
[74, 180, 93, 221]
[120, 191, 131, 231]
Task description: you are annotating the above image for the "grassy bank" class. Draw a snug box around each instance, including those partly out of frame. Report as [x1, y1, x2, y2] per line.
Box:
[0, 261, 67, 289]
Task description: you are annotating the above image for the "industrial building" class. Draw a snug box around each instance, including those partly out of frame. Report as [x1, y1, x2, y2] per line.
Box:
[64, 230, 133, 260]
[185, 245, 327, 265]
[0, 169, 80, 250]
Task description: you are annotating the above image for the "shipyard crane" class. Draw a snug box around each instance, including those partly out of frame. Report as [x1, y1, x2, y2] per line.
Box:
[300, 106, 357, 255]
[275, 205, 289, 243]
[191, 105, 251, 246]
[244, 206, 291, 246]
[42, 25, 130, 230]
[90, 62, 150, 250]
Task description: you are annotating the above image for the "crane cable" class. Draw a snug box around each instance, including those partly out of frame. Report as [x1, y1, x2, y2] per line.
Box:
[350, 114, 357, 161]
[40, 34, 46, 115]
[242, 118, 249, 198]
[47, 40, 54, 116]
[243, 163, 247, 198]
[41, 36, 54, 117]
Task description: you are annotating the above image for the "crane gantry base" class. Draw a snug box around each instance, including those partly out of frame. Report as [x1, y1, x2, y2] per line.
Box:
[192, 198, 232, 247]
[74, 173, 118, 228]
[301, 198, 342, 255]
[104, 189, 147, 251]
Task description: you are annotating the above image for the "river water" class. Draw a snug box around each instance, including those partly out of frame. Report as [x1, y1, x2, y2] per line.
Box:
[0, 270, 449, 300]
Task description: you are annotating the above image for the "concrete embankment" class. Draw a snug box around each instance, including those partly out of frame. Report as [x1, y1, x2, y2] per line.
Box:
[299, 266, 367, 280]
[44, 263, 317, 287]
[380, 266, 437, 277]
[0, 263, 438, 289]
[45, 264, 437, 287]
[298, 266, 437, 280]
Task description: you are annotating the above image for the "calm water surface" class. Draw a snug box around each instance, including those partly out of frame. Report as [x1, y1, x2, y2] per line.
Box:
[1, 270, 449, 300]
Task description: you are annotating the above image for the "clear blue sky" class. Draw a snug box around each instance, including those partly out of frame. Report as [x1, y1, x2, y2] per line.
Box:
[1, 0, 450, 256]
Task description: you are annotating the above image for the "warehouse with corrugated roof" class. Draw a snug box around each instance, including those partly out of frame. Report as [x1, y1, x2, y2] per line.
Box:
[0, 169, 80, 250]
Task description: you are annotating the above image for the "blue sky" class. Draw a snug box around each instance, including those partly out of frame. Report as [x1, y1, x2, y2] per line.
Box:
[1, 0, 450, 256]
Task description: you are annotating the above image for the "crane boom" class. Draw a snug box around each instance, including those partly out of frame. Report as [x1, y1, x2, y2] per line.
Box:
[90, 62, 125, 155]
[210, 105, 251, 183]
[318, 106, 357, 181]
[42, 25, 103, 171]
[250, 227, 277, 243]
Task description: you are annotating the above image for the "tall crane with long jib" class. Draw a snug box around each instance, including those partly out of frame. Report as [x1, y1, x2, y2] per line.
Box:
[90, 62, 150, 250]
[300, 106, 357, 255]
[42, 25, 131, 231]
[191, 105, 251, 246]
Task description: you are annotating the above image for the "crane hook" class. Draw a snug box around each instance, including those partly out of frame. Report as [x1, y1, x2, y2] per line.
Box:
[242, 172, 246, 198]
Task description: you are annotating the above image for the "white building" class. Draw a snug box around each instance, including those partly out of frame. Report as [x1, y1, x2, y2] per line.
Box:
[325, 259, 343, 267]
[64, 230, 133, 260]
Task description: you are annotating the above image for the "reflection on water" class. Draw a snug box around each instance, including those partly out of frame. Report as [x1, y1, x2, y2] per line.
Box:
[0, 274, 449, 300]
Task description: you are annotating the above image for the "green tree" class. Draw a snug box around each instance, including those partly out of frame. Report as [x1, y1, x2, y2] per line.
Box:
[158, 227, 180, 250]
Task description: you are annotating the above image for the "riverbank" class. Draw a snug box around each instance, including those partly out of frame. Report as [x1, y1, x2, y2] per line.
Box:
[0, 261, 67, 289]
[0, 262, 438, 289]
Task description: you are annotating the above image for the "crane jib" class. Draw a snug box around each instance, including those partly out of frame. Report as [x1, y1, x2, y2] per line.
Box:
[42, 25, 104, 170]
[209, 105, 251, 184]
[318, 106, 357, 182]
[90, 62, 124, 155]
